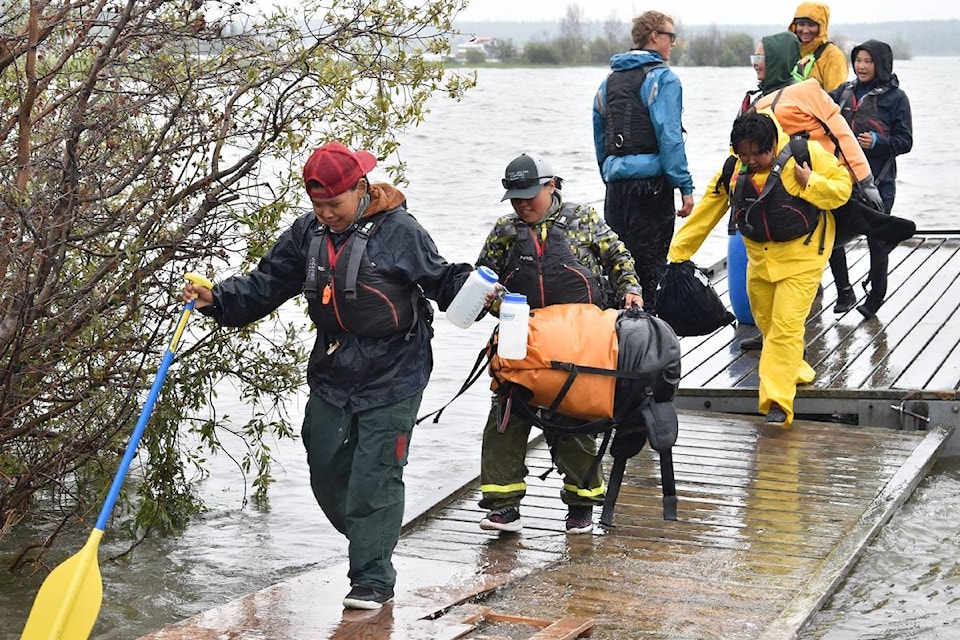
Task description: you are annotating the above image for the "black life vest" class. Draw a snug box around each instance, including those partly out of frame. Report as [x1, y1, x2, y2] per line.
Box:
[836, 84, 890, 138]
[303, 212, 420, 338]
[499, 203, 608, 309]
[604, 61, 666, 157]
[732, 135, 824, 244]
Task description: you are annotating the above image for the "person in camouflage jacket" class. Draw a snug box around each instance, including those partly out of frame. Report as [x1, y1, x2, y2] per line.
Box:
[474, 153, 641, 536]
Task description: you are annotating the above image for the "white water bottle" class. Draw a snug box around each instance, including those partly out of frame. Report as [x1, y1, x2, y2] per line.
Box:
[446, 266, 499, 329]
[497, 293, 529, 359]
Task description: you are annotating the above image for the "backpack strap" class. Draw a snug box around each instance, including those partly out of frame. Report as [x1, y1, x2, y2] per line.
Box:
[749, 142, 795, 204]
[715, 155, 739, 196]
[343, 217, 385, 300]
[786, 135, 831, 253]
[789, 132, 809, 164]
[303, 228, 326, 301]
[791, 41, 831, 82]
[837, 83, 855, 111]
[716, 155, 740, 234]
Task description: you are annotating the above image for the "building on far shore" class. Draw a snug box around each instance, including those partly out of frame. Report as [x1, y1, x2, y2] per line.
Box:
[455, 35, 500, 62]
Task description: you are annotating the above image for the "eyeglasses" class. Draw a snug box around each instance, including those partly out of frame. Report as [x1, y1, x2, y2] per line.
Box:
[749, 54, 764, 65]
[502, 177, 548, 190]
[656, 30, 677, 44]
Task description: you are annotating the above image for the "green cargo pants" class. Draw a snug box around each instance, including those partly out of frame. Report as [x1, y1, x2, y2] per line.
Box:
[301, 391, 421, 592]
[479, 396, 605, 511]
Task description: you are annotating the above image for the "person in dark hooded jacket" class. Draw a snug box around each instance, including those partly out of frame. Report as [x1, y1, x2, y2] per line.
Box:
[826, 40, 913, 318]
[182, 141, 473, 611]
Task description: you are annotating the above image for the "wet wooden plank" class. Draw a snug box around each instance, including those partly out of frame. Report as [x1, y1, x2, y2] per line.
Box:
[814, 238, 956, 388]
[758, 416, 952, 639]
[461, 419, 952, 640]
[892, 267, 960, 389]
[138, 411, 951, 640]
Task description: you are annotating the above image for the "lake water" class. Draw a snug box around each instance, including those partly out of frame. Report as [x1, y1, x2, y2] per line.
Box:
[3, 60, 959, 639]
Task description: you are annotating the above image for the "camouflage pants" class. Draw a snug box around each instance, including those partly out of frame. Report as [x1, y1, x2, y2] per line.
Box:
[479, 397, 605, 510]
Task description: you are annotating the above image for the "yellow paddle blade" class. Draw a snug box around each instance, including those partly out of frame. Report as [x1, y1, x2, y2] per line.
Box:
[21, 530, 103, 640]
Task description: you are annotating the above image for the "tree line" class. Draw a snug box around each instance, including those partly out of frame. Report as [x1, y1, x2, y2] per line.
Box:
[459, 8, 760, 67]
[455, 6, 917, 66]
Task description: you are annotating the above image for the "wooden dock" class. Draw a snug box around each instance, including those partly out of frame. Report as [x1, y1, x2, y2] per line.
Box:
[137, 232, 959, 639]
[137, 414, 951, 640]
[677, 232, 960, 442]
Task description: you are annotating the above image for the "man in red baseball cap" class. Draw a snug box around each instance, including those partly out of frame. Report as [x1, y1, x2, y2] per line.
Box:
[183, 141, 474, 610]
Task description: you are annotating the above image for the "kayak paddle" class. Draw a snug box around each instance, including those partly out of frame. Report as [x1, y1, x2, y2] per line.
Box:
[20, 272, 214, 640]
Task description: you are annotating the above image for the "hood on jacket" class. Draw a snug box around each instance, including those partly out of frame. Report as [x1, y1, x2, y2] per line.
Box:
[609, 48, 664, 72]
[760, 32, 801, 93]
[362, 183, 407, 219]
[788, 2, 831, 53]
[851, 39, 894, 84]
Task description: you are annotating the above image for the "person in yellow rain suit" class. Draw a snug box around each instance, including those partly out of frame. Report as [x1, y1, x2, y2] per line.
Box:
[668, 111, 851, 425]
[788, 2, 849, 93]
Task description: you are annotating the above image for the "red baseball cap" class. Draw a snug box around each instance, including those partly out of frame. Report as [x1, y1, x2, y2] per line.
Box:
[302, 141, 377, 199]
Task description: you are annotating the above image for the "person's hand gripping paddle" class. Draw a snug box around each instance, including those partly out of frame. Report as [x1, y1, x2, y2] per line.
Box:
[20, 273, 214, 640]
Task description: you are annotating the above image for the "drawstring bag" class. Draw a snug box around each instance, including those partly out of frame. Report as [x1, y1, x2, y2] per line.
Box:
[655, 261, 736, 336]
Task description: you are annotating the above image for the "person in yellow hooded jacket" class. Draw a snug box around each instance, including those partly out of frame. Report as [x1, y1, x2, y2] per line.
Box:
[668, 111, 852, 426]
[788, 2, 849, 93]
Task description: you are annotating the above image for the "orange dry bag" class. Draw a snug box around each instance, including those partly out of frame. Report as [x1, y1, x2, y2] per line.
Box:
[489, 303, 619, 421]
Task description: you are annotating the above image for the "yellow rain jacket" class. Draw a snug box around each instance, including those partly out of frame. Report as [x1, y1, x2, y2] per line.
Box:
[669, 111, 852, 425]
[789, 2, 849, 92]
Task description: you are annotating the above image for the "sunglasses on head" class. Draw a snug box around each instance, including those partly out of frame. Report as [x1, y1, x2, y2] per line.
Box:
[502, 177, 548, 190]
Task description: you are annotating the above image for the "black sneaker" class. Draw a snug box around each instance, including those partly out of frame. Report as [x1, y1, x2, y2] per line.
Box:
[857, 296, 881, 319]
[479, 506, 522, 532]
[342, 585, 394, 610]
[565, 505, 594, 534]
[739, 333, 763, 351]
[766, 404, 787, 424]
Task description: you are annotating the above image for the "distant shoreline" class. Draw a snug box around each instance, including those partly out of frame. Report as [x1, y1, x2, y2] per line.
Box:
[453, 19, 960, 57]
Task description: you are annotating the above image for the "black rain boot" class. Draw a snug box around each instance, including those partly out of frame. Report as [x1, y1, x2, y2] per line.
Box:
[833, 286, 856, 314]
[857, 295, 882, 319]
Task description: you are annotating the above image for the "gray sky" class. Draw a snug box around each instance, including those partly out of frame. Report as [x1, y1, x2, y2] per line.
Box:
[455, 0, 957, 25]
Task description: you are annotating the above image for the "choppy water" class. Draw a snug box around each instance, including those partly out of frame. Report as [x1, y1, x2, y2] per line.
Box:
[3, 60, 959, 639]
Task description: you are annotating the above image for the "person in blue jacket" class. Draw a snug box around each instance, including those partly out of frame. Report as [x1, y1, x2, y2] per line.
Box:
[826, 39, 913, 318]
[183, 141, 474, 611]
[592, 10, 694, 314]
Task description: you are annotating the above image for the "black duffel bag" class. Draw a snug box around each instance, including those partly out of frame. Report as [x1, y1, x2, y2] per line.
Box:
[655, 261, 736, 337]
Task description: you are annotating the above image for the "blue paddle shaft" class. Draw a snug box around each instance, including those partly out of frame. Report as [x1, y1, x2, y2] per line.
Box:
[93, 298, 197, 532]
